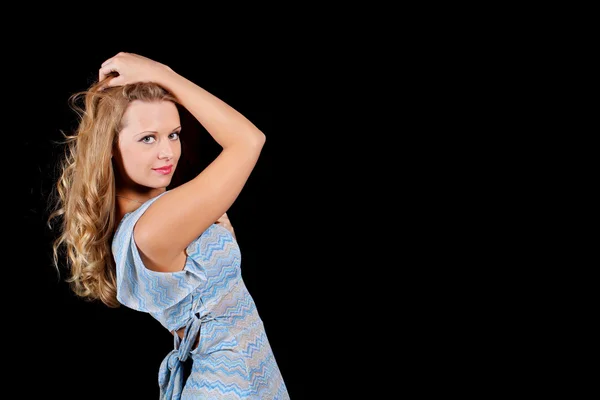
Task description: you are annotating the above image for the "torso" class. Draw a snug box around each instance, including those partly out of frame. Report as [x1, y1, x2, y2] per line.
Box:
[114, 201, 229, 347]
[114, 209, 190, 342]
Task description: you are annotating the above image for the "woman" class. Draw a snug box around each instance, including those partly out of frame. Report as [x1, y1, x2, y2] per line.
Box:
[47, 52, 289, 399]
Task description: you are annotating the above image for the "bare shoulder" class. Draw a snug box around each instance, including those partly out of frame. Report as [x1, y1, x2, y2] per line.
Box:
[135, 239, 188, 273]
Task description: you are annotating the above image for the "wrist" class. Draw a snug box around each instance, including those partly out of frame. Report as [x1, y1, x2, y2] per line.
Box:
[155, 65, 180, 90]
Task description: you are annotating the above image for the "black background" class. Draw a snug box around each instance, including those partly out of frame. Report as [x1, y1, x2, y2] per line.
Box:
[5, 8, 553, 399]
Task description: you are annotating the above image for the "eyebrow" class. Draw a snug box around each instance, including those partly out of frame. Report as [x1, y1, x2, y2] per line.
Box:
[135, 126, 182, 137]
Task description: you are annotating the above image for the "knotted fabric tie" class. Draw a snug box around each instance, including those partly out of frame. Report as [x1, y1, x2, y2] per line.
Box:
[158, 312, 216, 400]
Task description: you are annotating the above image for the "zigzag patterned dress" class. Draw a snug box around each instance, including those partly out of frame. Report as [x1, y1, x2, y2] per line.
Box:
[112, 191, 290, 399]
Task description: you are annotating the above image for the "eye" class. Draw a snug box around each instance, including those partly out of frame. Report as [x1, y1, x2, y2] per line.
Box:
[140, 131, 180, 144]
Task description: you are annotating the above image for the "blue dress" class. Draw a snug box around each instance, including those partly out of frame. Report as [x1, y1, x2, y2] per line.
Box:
[112, 192, 290, 399]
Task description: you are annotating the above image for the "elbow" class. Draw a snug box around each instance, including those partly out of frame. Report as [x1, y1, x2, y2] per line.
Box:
[253, 130, 266, 147]
[245, 131, 265, 151]
[229, 130, 265, 150]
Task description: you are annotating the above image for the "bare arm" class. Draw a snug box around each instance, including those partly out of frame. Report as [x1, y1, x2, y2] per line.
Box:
[101, 53, 263, 271]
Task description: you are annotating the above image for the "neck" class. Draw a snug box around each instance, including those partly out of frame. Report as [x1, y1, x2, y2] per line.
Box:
[114, 189, 167, 212]
[116, 194, 146, 204]
[115, 188, 166, 202]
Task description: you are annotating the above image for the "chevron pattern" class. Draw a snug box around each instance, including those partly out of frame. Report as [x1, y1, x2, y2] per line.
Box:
[112, 192, 289, 399]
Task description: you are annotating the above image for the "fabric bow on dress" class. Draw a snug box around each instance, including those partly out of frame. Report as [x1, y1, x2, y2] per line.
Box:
[158, 312, 217, 400]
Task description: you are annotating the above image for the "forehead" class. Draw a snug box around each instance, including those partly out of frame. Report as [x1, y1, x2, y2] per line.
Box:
[122, 100, 180, 131]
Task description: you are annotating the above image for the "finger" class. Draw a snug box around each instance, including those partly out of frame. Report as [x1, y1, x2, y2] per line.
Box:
[105, 75, 125, 88]
[101, 55, 119, 67]
[98, 65, 116, 82]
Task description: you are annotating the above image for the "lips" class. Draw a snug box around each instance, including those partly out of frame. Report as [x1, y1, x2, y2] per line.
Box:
[153, 165, 173, 174]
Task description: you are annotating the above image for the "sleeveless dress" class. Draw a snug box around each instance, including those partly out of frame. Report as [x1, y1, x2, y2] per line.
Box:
[112, 191, 290, 399]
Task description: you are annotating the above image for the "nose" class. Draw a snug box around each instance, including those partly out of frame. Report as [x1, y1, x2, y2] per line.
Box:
[158, 142, 174, 159]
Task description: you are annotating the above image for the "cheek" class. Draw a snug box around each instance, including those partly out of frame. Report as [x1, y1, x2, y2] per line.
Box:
[171, 142, 182, 161]
[122, 150, 149, 170]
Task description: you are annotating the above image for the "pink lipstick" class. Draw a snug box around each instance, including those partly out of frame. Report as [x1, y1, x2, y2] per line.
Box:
[153, 165, 173, 175]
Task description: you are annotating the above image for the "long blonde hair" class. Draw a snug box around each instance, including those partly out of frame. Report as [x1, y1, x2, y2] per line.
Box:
[47, 75, 178, 307]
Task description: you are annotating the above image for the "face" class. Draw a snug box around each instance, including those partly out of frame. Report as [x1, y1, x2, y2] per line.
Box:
[112, 100, 181, 192]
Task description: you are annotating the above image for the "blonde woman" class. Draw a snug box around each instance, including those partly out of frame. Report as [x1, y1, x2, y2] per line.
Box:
[47, 52, 289, 399]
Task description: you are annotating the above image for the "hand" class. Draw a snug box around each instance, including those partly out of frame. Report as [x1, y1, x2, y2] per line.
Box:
[215, 212, 236, 239]
[98, 52, 173, 88]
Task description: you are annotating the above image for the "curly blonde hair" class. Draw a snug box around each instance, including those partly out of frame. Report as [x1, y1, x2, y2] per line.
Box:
[47, 75, 178, 308]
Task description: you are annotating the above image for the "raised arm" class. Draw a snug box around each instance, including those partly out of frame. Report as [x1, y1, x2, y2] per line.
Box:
[101, 52, 263, 272]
